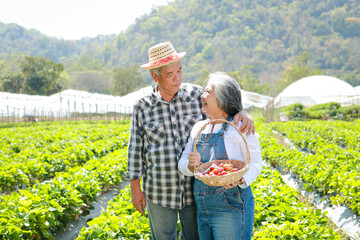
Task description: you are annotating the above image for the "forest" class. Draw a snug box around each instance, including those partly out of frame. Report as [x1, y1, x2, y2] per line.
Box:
[0, 0, 359, 96]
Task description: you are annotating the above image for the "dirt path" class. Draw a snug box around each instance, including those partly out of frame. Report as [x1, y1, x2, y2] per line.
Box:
[54, 181, 130, 240]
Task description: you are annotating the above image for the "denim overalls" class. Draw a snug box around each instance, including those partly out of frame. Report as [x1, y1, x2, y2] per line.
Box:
[193, 118, 254, 240]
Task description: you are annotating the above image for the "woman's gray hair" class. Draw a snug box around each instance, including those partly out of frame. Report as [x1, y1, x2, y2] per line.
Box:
[150, 61, 182, 78]
[207, 72, 243, 116]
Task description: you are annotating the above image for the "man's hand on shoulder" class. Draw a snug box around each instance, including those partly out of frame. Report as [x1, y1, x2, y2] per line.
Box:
[234, 110, 255, 136]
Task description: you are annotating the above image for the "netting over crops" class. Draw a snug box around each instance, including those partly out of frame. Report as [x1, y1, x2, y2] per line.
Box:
[0, 87, 153, 117]
[0, 84, 274, 118]
[241, 89, 273, 109]
[274, 75, 360, 107]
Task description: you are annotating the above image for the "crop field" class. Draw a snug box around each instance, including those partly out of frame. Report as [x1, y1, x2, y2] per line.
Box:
[0, 120, 358, 239]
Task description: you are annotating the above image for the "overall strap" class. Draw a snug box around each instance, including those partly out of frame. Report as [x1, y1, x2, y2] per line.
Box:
[218, 115, 234, 136]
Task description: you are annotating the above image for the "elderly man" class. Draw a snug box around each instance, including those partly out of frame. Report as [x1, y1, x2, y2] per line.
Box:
[127, 42, 254, 240]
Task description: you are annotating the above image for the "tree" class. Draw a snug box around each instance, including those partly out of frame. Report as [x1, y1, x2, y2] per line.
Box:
[110, 65, 146, 96]
[63, 55, 106, 72]
[68, 70, 111, 94]
[1, 72, 24, 93]
[228, 65, 269, 94]
[276, 52, 323, 93]
[344, 17, 360, 37]
[20, 56, 64, 95]
[102, 42, 112, 63]
[194, 67, 210, 87]
[342, 70, 360, 87]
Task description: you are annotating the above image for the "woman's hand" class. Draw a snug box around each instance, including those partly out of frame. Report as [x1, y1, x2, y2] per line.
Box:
[188, 152, 201, 172]
[223, 177, 245, 189]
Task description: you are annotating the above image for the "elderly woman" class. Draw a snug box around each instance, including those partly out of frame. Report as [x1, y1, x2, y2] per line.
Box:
[178, 72, 263, 240]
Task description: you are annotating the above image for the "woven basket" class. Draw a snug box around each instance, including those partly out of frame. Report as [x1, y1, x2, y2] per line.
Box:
[193, 119, 250, 187]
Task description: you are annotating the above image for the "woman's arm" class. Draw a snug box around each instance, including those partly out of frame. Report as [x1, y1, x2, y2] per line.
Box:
[223, 125, 263, 189]
[179, 120, 208, 176]
[178, 140, 195, 176]
[239, 132, 263, 188]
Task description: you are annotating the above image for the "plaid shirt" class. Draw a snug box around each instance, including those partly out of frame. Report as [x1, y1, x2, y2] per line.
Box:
[127, 83, 205, 209]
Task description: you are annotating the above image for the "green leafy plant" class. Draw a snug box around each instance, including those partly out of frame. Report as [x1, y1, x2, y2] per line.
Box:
[260, 120, 360, 215]
[0, 122, 130, 239]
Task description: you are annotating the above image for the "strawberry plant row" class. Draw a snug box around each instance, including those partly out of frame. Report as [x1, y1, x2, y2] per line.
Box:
[75, 166, 340, 239]
[271, 120, 360, 151]
[76, 187, 152, 240]
[0, 122, 129, 165]
[0, 122, 129, 193]
[252, 167, 340, 239]
[0, 122, 117, 158]
[269, 121, 360, 159]
[258, 122, 360, 215]
[0, 144, 128, 239]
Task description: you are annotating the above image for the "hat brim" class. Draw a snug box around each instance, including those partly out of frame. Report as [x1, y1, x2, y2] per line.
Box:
[140, 52, 186, 69]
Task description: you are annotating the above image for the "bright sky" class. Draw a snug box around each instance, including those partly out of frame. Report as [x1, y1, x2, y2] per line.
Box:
[0, 0, 173, 40]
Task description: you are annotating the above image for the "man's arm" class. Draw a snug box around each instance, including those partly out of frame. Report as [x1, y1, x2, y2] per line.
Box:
[234, 110, 255, 136]
[127, 106, 146, 214]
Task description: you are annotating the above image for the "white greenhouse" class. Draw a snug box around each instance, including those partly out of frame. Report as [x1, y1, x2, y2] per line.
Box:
[355, 86, 360, 94]
[241, 89, 273, 109]
[1, 84, 273, 120]
[0, 87, 153, 118]
[274, 75, 360, 107]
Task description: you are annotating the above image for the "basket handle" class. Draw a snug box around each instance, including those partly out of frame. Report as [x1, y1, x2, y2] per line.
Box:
[192, 119, 250, 166]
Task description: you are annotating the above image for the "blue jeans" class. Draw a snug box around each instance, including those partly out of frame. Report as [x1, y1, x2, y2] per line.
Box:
[146, 199, 199, 240]
[194, 181, 255, 240]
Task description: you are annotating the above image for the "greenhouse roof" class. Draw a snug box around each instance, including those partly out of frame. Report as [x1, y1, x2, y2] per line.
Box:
[355, 86, 360, 94]
[0, 87, 153, 117]
[1, 84, 272, 117]
[274, 75, 359, 107]
[241, 89, 273, 109]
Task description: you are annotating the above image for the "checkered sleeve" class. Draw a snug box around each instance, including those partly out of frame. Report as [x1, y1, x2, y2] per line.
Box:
[127, 104, 144, 180]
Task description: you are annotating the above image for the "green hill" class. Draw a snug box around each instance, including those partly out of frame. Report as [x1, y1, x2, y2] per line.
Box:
[1, 0, 360, 93]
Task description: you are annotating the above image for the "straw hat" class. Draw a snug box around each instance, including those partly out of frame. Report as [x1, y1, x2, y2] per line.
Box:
[141, 42, 186, 69]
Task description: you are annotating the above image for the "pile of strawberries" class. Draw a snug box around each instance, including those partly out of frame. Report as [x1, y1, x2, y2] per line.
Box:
[202, 163, 238, 176]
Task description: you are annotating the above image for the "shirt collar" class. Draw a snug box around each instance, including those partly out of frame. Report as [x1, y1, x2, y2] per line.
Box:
[150, 83, 187, 106]
[177, 86, 187, 101]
